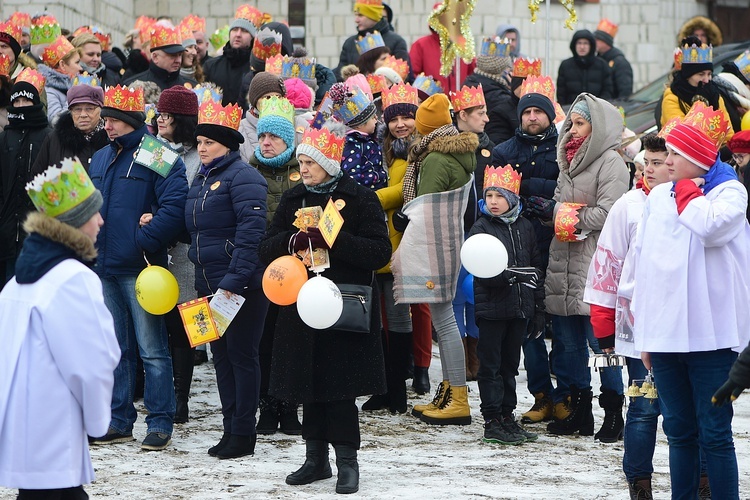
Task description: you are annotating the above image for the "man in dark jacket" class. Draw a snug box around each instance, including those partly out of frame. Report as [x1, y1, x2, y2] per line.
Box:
[556, 30, 613, 105]
[124, 25, 197, 90]
[87, 86, 188, 452]
[491, 92, 558, 424]
[594, 20, 633, 100]
[333, 0, 410, 82]
[204, 16, 256, 105]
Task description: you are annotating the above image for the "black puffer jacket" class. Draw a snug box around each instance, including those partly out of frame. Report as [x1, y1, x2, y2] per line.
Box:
[203, 43, 254, 105]
[468, 212, 544, 321]
[466, 131, 495, 232]
[333, 18, 410, 82]
[462, 72, 518, 146]
[123, 62, 197, 90]
[556, 30, 613, 105]
[33, 112, 109, 172]
[598, 46, 633, 99]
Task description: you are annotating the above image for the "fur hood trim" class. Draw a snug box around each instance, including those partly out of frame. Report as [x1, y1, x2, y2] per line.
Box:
[23, 212, 97, 262]
[428, 131, 480, 155]
[678, 16, 722, 46]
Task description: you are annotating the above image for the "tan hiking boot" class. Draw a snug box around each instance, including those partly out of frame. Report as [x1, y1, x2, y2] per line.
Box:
[521, 393, 553, 423]
[412, 380, 449, 417]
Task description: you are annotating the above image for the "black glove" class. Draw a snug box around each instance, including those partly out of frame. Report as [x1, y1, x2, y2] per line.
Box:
[527, 310, 546, 339]
[306, 227, 330, 250]
[712, 344, 750, 406]
[392, 209, 410, 233]
[526, 195, 556, 221]
[502, 267, 540, 288]
[712, 380, 744, 406]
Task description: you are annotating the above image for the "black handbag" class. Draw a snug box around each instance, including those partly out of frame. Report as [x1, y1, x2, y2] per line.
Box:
[331, 284, 373, 333]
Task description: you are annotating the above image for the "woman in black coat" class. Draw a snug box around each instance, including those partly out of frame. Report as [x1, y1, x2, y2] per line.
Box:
[259, 123, 390, 495]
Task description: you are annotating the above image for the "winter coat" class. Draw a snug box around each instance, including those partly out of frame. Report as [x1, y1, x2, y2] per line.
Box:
[466, 131, 494, 232]
[123, 62, 197, 90]
[545, 93, 629, 316]
[33, 112, 109, 172]
[38, 64, 71, 124]
[203, 43, 254, 105]
[314, 63, 337, 106]
[341, 131, 386, 189]
[375, 154, 407, 274]
[462, 72, 518, 146]
[248, 150, 302, 225]
[259, 175, 391, 403]
[0, 122, 51, 261]
[122, 49, 150, 81]
[492, 125, 559, 265]
[82, 63, 121, 88]
[556, 30, 613, 105]
[89, 125, 188, 276]
[660, 87, 735, 141]
[468, 213, 543, 321]
[417, 131, 479, 196]
[0, 212, 119, 490]
[598, 46, 633, 99]
[409, 31, 475, 94]
[334, 18, 410, 82]
[185, 151, 267, 296]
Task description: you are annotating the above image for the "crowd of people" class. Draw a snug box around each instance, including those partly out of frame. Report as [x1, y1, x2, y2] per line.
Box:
[1, 2, 750, 499]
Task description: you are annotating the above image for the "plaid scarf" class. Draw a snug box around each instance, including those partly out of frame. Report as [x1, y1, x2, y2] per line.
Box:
[402, 124, 459, 203]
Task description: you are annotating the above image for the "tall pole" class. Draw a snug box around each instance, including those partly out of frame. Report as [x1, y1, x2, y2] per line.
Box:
[545, 0, 550, 76]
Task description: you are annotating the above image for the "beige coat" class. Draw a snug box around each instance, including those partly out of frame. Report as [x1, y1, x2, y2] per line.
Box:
[545, 93, 629, 316]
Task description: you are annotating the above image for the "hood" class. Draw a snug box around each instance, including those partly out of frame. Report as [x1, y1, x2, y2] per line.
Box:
[428, 131, 480, 175]
[557, 93, 623, 175]
[38, 63, 72, 92]
[359, 18, 392, 37]
[569, 30, 596, 64]
[495, 23, 521, 58]
[678, 16, 723, 46]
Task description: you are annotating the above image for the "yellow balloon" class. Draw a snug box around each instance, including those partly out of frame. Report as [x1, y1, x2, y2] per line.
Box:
[135, 265, 179, 315]
[742, 110, 750, 131]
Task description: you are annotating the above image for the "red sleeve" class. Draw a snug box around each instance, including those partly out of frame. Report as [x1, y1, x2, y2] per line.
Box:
[590, 304, 616, 339]
[674, 179, 704, 215]
[409, 41, 424, 75]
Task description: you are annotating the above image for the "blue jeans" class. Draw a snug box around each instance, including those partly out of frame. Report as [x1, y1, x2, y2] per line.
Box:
[651, 349, 738, 500]
[522, 333, 554, 395]
[623, 357, 660, 482]
[102, 275, 175, 435]
[452, 266, 478, 339]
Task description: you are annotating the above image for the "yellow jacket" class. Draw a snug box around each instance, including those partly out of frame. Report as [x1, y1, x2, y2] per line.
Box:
[375, 157, 407, 274]
[661, 87, 735, 142]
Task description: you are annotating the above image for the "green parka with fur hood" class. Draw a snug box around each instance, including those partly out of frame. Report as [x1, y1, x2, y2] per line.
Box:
[416, 131, 479, 197]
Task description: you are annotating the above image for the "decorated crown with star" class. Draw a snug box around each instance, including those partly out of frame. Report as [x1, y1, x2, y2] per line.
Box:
[104, 85, 145, 112]
[235, 4, 264, 27]
[381, 83, 419, 110]
[413, 74, 443, 99]
[299, 126, 346, 164]
[450, 84, 486, 112]
[198, 100, 242, 131]
[0, 54, 11, 77]
[355, 31, 385, 55]
[193, 84, 223, 106]
[252, 27, 283, 61]
[681, 101, 730, 149]
[150, 25, 182, 51]
[26, 157, 98, 219]
[16, 68, 45, 92]
[381, 55, 409, 81]
[0, 21, 22, 43]
[30, 16, 61, 45]
[281, 55, 316, 81]
[42, 35, 75, 67]
[210, 25, 230, 51]
[258, 95, 295, 124]
[513, 58, 542, 78]
[181, 14, 206, 33]
[480, 36, 511, 58]
[733, 50, 750, 82]
[72, 72, 101, 87]
[483, 165, 522, 195]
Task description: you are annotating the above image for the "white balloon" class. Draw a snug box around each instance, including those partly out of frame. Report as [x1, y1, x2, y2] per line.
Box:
[296, 276, 344, 329]
[460, 234, 509, 278]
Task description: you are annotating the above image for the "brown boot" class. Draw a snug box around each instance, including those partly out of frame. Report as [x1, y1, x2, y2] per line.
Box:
[552, 395, 571, 421]
[466, 337, 479, 381]
[628, 477, 653, 499]
[521, 393, 553, 423]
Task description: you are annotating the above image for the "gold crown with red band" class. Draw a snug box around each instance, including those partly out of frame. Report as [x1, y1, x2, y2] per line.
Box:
[252, 27, 282, 60]
[198, 100, 242, 131]
[366, 73, 388, 94]
[450, 84, 486, 111]
[150, 25, 182, 50]
[513, 57, 542, 78]
[381, 83, 419, 109]
[299, 127, 346, 164]
[681, 101, 730, 149]
[0, 21, 21, 43]
[555, 203, 586, 242]
[178, 23, 194, 44]
[181, 14, 206, 33]
[658, 117, 682, 139]
[9, 12, 31, 28]
[42, 35, 75, 67]
[596, 18, 618, 38]
[381, 55, 409, 81]
[235, 4, 264, 27]
[16, 68, 45, 93]
[104, 85, 145, 112]
[520, 75, 555, 100]
[0, 54, 11, 77]
[483, 165, 521, 195]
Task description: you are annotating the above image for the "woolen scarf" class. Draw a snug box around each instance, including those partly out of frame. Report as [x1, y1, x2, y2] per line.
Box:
[402, 124, 459, 203]
[565, 136, 587, 164]
[6, 103, 48, 130]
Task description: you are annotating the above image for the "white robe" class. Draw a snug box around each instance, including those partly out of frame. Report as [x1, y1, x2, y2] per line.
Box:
[0, 260, 120, 489]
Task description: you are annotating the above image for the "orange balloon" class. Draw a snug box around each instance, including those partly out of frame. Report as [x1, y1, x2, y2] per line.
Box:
[262, 255, 309, 305]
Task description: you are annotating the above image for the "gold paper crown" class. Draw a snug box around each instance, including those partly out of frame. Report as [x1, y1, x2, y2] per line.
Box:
[0, 21, 22, 42]
[0, 54, 11, 77]
[181, 14, 206, 33]
[450, 84, 486, 112]
[198, 100, 242, 131]
[235, 4, 264, 27]
[135, 15, 156, 30]
[513, 58, 542, 78]
[596, 19, 618, 38]
[252, 27, 282, 60]
[258, 95, 295, 124]
[150, 25, 182, 50]
[266, 54, 283, 75]
[520, 75, 555, 101]
[72, 72, 100, 87]
[681, 101, 730, 149]
[104, 85, 145, 112]
[73, 26, 112, 51]
[480, 36, 511, 57]
[381, 83, 419, 110]
[483, 165, 521, 195]
[16, 68, 45, 93]
[42, 35, 75, 67]
[381, 55, 409, 81]
[355, 31, 385, 55]
[9, 12, 31, 28]
[300, 127, 346, 164]
[26, 157, 97, 219]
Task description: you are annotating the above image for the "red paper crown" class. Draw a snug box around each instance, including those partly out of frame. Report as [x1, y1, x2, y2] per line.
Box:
[483, 165, 521, 195]
[513, 57, 542, 78]
[381, 83, 419, 110]
[252, 28, 282, 60]
[42, 35, 75, 67]
[681, 101, 731, 149]
[178, 22, 194, 44]
[555, 203, 586, 242]
[381, 55, 409, 81]
[520, 75, 555, 100]
[265, 54, 283, 75]
[596, 19, 618, 38]
[136, 17, 156, 44]
[366, 73, 388, 94]
[450, 84, 486, 111]
[0, 54, 11, 77]
[93, 29, 111, 51]
[16, 68, 45, 93]
[150, 25, 182, 50]
[235, 4, 264, 27]
[300, 127, 346, 164]
[0, 21, 22, 42]
[198, 100, 242, 131]
[32, 15, 58, 27]
[658, 117, 682, 139]
[104, 85, 145, 112]
[181, 14, 206, 33]
[9, 12, 31, 28]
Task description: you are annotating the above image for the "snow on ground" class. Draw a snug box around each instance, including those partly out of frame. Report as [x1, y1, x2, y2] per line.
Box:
[3, 341, 749, 499]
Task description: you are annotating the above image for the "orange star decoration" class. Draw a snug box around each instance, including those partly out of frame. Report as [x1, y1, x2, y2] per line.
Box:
[528, 0, 577, 30]
[428, 0, 476, 77]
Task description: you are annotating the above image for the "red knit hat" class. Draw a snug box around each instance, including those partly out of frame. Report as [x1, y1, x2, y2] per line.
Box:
[665, 102, 730, 171]
[728, 130, 750, 155]
[157, 85, 199, 116]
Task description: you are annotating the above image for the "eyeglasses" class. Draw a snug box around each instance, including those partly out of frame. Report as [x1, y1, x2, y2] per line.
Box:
[733, 153, 748, 163]
[156, 113, 173, 121]
[70, 106, 98, 116]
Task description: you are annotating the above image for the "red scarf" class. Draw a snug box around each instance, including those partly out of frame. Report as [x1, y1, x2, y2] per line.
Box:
[636, 177, 652, 195]
[565, 136, 587, 163]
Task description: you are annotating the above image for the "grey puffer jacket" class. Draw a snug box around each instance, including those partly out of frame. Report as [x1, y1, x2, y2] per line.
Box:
[544, 93, 629, 317]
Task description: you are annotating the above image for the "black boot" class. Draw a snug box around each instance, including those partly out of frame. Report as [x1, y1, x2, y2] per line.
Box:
[256, 396, 279, 435]
[333, 445, 359, 494]
[595, 389, 625, 443]
[215, 434, 256, 459]
[172, 347, 195, 424]
[412, 366, 431, 395]
[278, 400, 303, 435]
[208, 432, 231, 456]
[361, 393, 389, 411]
[286, 440, 333, 485]
[547, 385, 594, 436]
[387, 332, 411, 414]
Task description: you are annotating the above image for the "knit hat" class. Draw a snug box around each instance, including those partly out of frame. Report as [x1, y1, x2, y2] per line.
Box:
[517, 93, 555, 123]
[196, 101, 244, 151]
[593, 19, 618, 48]
[230, 4, 262, 36]
[256, 96, 296, 150]
[0, 22, 22, 58]
[10, 81, 41, 106]
[284, 77, 313, 110]
[570, 99, 591, 123]
[415, 93, 452, 135]
[247, 72, 286, 109]
[345, 73, 374, 101]
[296, 121, 347, 176]
[633, 150, 646, 167]
[374, 66, 402, 86]
[728, 130, 750, 155]
[665, 102, 730, 171]
[476, 55, 513, 78]
[353, 0, 384, 22]
[101, 85, 146, 130]
[157, 85, 199, 116]
[67, 84, 104, 107]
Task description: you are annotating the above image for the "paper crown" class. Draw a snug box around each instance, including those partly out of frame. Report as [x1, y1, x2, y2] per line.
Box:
[280, 55, 316, 81]
[235, 4, 264, 27]
[413, 73, 443, 99]
[266, 54, 283, 75]
[258, 95, 295, 124]
[198, 100, 242, 131]
[135, 15, 156, 30]
[178, 22, 195, 45]
[513, 58, 542, 78]
[381, 83, 419, 110]
[366, 73, 388, 94]
[480, 37, 511, 58]
[331, 84, 372, 124]
[192, 83, 223, 106]
[150, 25, 182, 50]
[299, 126, 346, 164]
[104, 85, 145, 112]
[681, 101, 730, 149]
[181, 14, 206, 33]
[15, 68, 45, 92]
[26, 157, 97, 219]
[9, 12, 31, 28]
[72, 25, 110, 50]
[0, 54, 11, 77]
[520, 75, 555, 100]
[0, 21, 22, 42]
[483, 165, 522, 195]
[355, 31, 385, 55]
[596, 19, 618, 38]
[30, 16, 61, 45]
[42, 35, 75, 67]
[733, 50, 750, 81]
[210, 25, 230, 51]
[381, 55, 409, 81]
[72, 72, 101, 87]
[144, 103, 157, 124]
[676, 43, 712, 69]
[658, 117, 682, 139]
[450, 84, 486, 112]
[252, 27, 282, 61]
[555, 203, 586, 242]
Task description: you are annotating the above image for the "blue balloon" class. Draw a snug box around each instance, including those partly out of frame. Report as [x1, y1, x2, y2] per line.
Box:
[462, 274, 475, 305]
